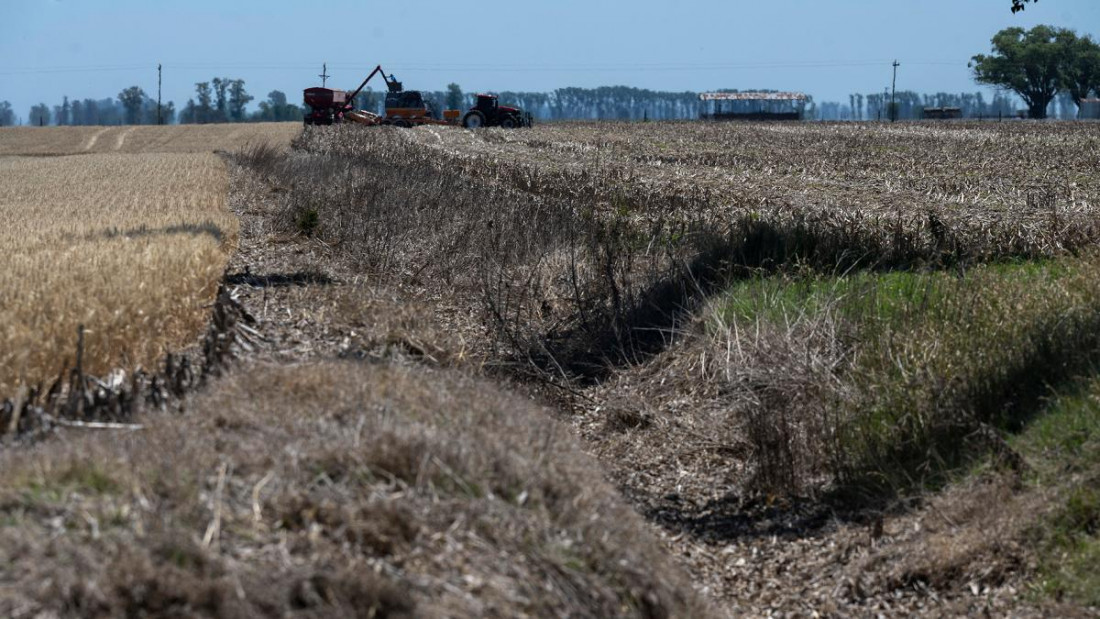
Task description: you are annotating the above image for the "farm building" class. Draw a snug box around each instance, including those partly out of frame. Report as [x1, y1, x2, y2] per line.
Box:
[699, 92, 807, 121]
[922, 106, 962, 120]
[1081, 99, 1100, 120]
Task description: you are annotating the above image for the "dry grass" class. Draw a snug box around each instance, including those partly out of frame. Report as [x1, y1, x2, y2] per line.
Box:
[308, 121, 1100, 265]
[0, 123, 300, 156]
[0, 153, 236, 393]
[0, 361, 709, 618]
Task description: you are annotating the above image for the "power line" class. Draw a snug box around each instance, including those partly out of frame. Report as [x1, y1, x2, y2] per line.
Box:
[0, 59, 969, 76]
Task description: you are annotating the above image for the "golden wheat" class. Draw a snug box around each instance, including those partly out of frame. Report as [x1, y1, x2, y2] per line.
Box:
[0, 122, 300, 156]
[0, 152, 237, 393]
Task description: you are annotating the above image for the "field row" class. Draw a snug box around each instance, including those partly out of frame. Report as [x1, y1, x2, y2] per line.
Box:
[316, 121, 1100, 263]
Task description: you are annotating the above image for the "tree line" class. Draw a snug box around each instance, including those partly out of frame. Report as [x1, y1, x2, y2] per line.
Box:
[2, 23, 1096, 127]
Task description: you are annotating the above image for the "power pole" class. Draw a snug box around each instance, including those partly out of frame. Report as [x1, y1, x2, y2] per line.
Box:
[157, 63, 163, 125]
[319, 63, 330, 87]
[890, 60, 900, 122]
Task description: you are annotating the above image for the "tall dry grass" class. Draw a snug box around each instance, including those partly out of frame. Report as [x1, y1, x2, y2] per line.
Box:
[0, 153, 237, 394]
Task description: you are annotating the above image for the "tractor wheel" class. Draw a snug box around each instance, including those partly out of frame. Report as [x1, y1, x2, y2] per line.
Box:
[499, 115, 517, 129]
[462, 110, 485, 129]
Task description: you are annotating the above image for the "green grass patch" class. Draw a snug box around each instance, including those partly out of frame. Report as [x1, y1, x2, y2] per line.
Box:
[712, 256, 1100, 496]
[19, 462, 122, 503]
[1010, 378, 1100, 606]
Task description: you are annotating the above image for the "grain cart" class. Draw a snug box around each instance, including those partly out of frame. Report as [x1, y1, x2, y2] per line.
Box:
[303, 87, 353, 125]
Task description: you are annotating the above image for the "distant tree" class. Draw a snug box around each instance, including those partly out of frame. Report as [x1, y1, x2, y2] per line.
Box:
[195, 82, 214, 123]
[0, 101, 14, 126]
[228, 79, 252, 122]
[69, 99, 84, 125]
[212, 77, 230, 122]
[356, 87, 379, 114]
[254, 90, 302, 122]
[1061, 33, 1100, 111]
[29, 103, 50, 126]
[118, 86, 147, 124]
[53, 96, 71, 126]
[446, 83, 464, 110]
[971, 25, 1071, 119]
[142, 99, 175, 125]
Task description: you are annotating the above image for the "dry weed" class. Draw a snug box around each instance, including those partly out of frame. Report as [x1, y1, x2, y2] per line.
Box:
[0, 361, 710, 618]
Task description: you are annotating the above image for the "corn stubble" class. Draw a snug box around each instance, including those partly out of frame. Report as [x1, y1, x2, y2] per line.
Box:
[280, 122, 1100, 499]
[0, 152, 237, 394]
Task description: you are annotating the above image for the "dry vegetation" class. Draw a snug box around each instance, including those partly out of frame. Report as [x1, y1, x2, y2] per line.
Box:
[0, 362, 707, 617]
[0, 152, 237, 394]
[237, 121, 1100, 613]
[0, 122, 300, 156]
[4, 119, 1100, 616]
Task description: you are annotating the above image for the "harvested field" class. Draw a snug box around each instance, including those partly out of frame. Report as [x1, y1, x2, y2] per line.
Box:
[244, 121, 1100, 614]
[305, 121, 1100, 264]
[5, 119, 1100, 616]
[0, 123, 300, 156]
[0, 151, 236, 393]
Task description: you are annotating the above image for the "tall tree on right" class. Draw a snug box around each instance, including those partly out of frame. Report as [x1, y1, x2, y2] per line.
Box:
[1061, 34, 1100, 113]
[971, 25, 1071, 119]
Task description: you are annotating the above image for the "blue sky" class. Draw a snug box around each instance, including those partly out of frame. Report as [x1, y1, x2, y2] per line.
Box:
[1, 0, 1098, 121]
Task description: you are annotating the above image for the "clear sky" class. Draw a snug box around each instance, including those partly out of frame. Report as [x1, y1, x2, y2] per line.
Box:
[2, 0, 1098, 121]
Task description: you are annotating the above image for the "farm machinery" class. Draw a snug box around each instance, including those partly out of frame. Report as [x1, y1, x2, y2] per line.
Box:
[303, 65, 531, 129]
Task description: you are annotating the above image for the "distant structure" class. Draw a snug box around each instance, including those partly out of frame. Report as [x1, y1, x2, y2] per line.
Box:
[699, 92, 807, 121]
[1081, 99, 1100, 120]
[922, 106, 962, 120]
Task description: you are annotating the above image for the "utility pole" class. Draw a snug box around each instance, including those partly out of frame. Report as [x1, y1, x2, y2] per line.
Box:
[319, 63, 330, 87]
[157, 63, 163, 125]
[890, 60, 900, 122]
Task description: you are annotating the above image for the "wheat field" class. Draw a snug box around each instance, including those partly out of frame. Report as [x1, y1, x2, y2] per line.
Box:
[0, 122, 300, 156]
[0, 123, 279, 393]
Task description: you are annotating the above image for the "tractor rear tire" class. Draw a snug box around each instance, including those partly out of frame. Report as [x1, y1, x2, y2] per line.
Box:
[499, 115, 517, 129]
[462, 110, 485, 129]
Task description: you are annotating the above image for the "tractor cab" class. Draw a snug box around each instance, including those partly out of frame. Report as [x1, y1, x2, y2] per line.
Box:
[475, 94, 498, 112]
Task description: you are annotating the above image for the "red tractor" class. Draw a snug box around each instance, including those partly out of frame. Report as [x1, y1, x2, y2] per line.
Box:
[462, 94, 533, 129]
